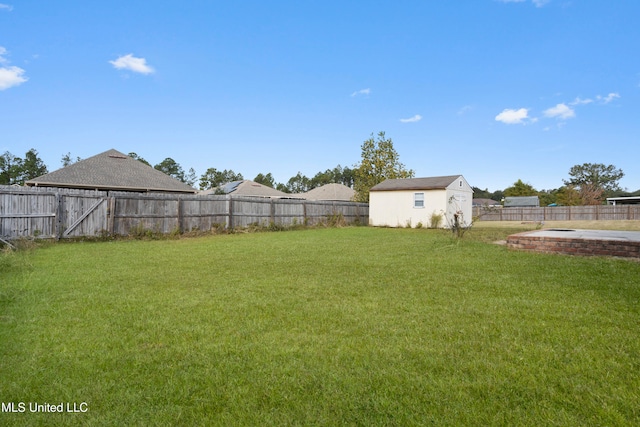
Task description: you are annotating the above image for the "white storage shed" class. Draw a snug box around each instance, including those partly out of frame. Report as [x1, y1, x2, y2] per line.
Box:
[369, 175, 473, 228]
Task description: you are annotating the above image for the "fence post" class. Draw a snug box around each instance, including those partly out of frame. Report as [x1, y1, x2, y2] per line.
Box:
[270, 199, 275, 225]
[227, 196, 233, 229]
[107, 197, 115, 235]
[303, 200, 307, 225]
[177, 197, 184, 234]
[55, 192, 64, 240]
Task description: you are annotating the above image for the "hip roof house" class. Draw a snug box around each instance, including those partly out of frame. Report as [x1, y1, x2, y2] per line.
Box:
[301, 183, 355, 201]
[369, 175, 473, 228]
[25, 149, 197, 194]
[199, 180, 290, 198]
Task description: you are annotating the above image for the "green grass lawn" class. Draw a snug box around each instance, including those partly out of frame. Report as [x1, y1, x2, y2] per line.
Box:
[1, 226, 639, 426]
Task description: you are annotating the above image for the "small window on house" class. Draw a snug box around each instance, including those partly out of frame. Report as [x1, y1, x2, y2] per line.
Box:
[459, 180, 463, 187]
[414, 193, 424, 208]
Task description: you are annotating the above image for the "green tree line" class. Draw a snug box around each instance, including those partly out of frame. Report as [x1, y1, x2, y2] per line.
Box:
[0, 149, 355, 194]
[474, 163, 634, 206]
[2, 144, 634, 206]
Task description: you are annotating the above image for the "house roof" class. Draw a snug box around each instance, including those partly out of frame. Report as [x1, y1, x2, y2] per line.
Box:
[370, 175, 464, 192]
[606, 196, 640, 205]
[200, 180, 290, 198]
[25, 149, 197, 193]
[301, 183, 355, 201]
[503, 196, 539, 207]
[472, 198, 501, 206]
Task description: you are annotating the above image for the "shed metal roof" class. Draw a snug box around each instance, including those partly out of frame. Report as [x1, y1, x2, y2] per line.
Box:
[472, 198, 502, 206]
[606, 196, 640, 205]
[503, 196, 540, 207]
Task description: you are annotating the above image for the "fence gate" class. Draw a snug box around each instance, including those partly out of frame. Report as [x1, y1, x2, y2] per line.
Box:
[60, 195, 110, 238]
[0, 186, 113, 240]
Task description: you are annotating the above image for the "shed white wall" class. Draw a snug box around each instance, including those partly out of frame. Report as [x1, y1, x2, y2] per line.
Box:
[444, 177, 473, 227]
[369, 189, 448, 228]
[369, 176, 473, 228]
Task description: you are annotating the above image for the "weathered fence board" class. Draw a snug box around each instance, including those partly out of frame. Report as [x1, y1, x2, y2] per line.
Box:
[180, 196, 228, 232]
[0, 186, 369, 240]
[474, 205, 640, 221]
[1, 189, 57, 238]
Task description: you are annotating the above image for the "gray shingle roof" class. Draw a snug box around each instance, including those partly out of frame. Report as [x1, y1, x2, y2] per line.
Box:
[200, 180, 290, 198]
[301, 183, 355, 201]
[25, 149, 197, 193]
[370, 175, 463, 191]
[472, 198, 501, 206]
[504, 196, 539, 207]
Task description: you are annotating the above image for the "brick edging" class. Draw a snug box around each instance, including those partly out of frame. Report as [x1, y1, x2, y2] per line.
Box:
[506, 232, 640, 259]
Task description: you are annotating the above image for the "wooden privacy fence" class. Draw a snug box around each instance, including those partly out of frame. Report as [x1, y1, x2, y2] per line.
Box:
[0, 185, 369, 240]
[474, 205, 640, 221]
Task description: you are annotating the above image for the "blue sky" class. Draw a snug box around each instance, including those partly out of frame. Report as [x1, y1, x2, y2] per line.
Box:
[1, 0, 638, 192]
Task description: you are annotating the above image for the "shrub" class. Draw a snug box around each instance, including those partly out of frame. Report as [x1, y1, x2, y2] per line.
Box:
[324, 211, 346, 227]
[268, 221, 287, 232]
[429, 212, 443, 229]
[129, 223, 163, 240]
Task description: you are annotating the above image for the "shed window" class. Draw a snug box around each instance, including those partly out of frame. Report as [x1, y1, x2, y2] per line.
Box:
[414, 193, 424, 208]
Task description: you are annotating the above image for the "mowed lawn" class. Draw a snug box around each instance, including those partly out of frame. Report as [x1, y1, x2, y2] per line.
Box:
[1, 226, 639, 426]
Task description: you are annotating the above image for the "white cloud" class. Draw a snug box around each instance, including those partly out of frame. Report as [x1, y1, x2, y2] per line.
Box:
[0, 46, 27, 90]
[497, 0, 550, 6]
[109, 54, 155, 75]
[570, 97, 593, 105]
[495, 108, 530, 124]
[532, 0, 550, 7]
[543, 103, 575, 119]
[0, 66, 27, 90]
[0, 4, 13, 11]
[597, 92, 620, 104]
[400, 114, 422, 123]
[350, 88, 370, 97]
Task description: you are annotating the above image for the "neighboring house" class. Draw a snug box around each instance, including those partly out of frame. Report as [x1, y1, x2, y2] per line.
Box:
[472, 198, 502, 207]
[300, 183, 355, 201]
[503, 196, 539, 207]
[606, 196, 640, 205]
[369, 175, 473, 228]
[200, 180, 290, 198]
[25, 149, 197, 193]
